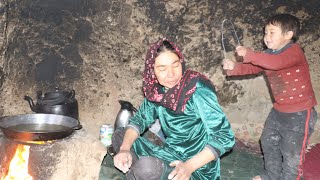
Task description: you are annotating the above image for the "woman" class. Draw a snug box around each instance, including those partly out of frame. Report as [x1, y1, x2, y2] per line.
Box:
[112, 38, 235, 180]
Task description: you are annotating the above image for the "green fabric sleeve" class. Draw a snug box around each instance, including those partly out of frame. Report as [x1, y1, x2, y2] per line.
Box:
[192, 80, 235, 157]
[128, 98, 158, 134]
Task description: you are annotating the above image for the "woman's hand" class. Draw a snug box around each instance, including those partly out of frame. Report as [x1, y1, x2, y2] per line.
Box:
[168, 160, 193, 180]
[113, 150, 133, 173]
[167, 147, 216, 179]
[222, 59, 235, 70]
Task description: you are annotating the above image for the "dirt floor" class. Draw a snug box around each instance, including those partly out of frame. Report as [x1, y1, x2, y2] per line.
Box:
[99, 140, 320, 180]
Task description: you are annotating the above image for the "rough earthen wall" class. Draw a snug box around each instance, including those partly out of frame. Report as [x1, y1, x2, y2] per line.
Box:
[0, 0, 319, 155]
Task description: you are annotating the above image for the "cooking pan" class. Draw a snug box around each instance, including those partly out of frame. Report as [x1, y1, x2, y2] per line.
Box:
[0, 113, 82, 142]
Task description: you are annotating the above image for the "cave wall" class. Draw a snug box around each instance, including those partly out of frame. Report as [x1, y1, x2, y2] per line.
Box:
[0, 0, 319, 150]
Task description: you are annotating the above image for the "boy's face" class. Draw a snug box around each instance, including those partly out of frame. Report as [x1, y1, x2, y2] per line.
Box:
[264, 23, 293, 50]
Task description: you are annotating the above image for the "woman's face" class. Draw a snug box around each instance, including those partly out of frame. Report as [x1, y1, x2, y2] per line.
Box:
[154, 51, 182, 89]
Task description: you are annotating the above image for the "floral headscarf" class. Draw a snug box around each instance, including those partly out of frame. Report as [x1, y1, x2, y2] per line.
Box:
[142, 38, 210, 114]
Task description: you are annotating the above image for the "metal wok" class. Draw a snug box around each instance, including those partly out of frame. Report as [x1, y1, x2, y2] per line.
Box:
[0, 113, 82, 142]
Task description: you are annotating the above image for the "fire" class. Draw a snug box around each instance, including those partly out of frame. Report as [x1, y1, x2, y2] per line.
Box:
[1, 145, 33, 180]
[24, 140, 53, 145]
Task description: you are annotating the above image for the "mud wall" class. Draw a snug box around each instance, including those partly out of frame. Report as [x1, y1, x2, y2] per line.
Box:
[0, 0, 319, 149]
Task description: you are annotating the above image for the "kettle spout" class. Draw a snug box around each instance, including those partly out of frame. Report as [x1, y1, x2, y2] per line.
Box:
[24, 96, 37, 112]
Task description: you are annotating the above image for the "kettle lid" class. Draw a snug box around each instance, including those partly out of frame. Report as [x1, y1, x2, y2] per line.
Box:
[38, 88, 75, 105]
[119, 100, 134, 110]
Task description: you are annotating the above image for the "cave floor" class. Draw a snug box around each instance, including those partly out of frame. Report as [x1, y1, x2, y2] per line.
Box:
[99, 142, 320, 180]
[98, 141, 265, 180]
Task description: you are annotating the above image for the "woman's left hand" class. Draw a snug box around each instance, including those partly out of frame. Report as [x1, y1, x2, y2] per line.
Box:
[168, 160, 193, 180]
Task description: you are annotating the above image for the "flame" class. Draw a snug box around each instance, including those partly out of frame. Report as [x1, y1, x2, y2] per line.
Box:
[24, 140, 53, 145]
[1, 145, 33, 180]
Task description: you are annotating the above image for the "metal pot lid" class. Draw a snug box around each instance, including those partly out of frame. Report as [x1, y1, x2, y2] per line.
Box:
[37, 89, 75, 105]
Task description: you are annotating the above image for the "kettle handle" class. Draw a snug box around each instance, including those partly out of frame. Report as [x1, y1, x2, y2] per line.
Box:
[70, 89, 75, 99]
[36, 90, 43, 99]
[132, 106, 137, 112]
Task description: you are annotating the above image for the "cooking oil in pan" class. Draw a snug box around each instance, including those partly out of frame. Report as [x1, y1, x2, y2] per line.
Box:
[8, 124, 70, 132]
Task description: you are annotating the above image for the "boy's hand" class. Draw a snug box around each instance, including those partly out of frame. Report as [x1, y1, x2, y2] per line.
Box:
[222, 59, 235, 70]
[236, 46, 247, 57]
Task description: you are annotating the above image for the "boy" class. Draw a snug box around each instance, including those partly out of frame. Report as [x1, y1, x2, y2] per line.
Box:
[223, 14, 317, 180]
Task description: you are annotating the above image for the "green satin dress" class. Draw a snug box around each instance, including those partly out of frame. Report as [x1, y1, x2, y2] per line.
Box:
[129, 79, 235, 180]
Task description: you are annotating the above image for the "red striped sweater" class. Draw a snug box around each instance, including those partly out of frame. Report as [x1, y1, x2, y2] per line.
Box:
[227, 43, 317, 113]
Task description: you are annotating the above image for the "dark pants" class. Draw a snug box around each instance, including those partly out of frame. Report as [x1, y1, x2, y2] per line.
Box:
[111, 128, 170, 180]
[260, 108, 317, 180]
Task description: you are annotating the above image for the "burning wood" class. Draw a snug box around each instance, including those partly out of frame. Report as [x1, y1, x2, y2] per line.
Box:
[1, 144, 33, 180]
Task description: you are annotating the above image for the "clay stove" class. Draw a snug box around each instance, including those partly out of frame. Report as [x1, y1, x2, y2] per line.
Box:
[0, 129, 107, 180]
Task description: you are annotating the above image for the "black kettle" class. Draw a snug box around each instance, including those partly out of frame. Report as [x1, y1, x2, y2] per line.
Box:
[24, 87, 79, 120]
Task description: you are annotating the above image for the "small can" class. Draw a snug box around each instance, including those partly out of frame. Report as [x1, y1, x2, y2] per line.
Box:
[100, 124, 114, 147]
